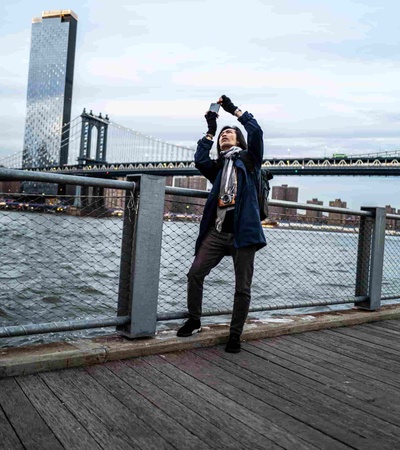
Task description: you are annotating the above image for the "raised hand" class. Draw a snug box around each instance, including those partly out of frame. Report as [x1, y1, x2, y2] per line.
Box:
[205, 110, 218, 136]
[218, 95, 238, 115]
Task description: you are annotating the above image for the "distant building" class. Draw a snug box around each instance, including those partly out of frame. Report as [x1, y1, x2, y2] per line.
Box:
[0, 180, 21, 194]
[103, 178, 126, 211]
[269, 184, 298, 219]
[165, 176, 207, 216]
[345, 214, 359, 227]
[328, 199, 347, 225]
[22, 10, 78, 175]
[305, 198, 323, 222]
[385, 205, 397, 229]
[173, 176, 207, 191]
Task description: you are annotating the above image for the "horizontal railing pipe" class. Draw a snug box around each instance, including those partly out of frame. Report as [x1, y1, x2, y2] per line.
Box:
[380, 295, 400, 301]
[0, 168, 135, 190]
[157, 296, 368, 321]
[165, 186, 209, 198]
[164, 185, 373, 217]
[0, 316, 131, 338]
[387, 213, 400, 220]
[268, 199, 373, 216]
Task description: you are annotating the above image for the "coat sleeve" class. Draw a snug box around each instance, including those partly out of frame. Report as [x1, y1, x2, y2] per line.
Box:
[194, 137, 221, 184]
[238, 111, 264, 168]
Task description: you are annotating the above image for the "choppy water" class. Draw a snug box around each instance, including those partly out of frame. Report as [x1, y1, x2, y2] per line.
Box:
[1, 210, 399, 347]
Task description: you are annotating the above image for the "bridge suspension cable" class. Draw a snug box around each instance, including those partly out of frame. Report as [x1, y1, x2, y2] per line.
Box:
[0, 115, 82, 169]
[103, 121, 195, 164]
[0, 116, 196, 169]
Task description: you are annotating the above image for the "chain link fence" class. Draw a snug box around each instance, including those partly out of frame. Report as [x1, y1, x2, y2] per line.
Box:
[1, 170, 399, 344]
[383, 215, 400, 298]
[0, 189, 125, 333]
[158, 196, 398, 318]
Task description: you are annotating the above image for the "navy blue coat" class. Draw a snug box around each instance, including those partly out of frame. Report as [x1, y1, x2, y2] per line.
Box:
[194, 111, 267, 254]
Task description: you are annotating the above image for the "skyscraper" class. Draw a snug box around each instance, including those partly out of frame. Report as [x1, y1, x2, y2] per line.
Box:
[22, 10, 78, 172]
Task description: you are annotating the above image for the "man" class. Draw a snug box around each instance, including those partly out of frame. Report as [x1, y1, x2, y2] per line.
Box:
[177, 95, 266, 353]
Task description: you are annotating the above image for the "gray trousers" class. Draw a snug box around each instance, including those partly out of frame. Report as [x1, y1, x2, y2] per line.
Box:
[187, 228, 257, 337]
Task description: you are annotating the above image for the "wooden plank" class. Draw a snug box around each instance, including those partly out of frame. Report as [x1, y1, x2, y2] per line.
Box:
[0, 377, 63, 450]
[297, 330, 400, 384]
[198, 344, 400, 450]
[354, 325, 400, 343]
[370, 320, 400, 332]
[0, 402, 24, 450]
[85, 363, 208, 450]
[361, 322, 400, 337]
[164, 349, 360, 450]
[248, 336, 400, 425]
[40, 369, 146, 450]
[43, 367, 174, 450]
[262, 331, 400, 395]
[265, 333, 400, 422]
[129, 355, 300, 450]
[330, 327, 400, 358]
[143, 354, 339, 450]
[17, 374, 102, 450]
[332, 322, 400, 348]
[106, 359, 265, 450]
[319, 328, 400, 370]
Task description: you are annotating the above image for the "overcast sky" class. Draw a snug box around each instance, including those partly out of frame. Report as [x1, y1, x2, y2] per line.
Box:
[1, 0, 400, 210]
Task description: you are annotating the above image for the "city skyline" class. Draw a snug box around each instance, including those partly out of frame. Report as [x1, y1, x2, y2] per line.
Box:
[1, 1, 400, 210]
[272, 182, 400, 214]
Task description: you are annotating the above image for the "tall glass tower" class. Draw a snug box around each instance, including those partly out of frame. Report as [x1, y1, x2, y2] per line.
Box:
[22, 10, 78, 172]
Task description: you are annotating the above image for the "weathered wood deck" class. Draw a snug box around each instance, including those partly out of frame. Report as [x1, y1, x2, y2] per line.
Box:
[1, 319, 399, 449]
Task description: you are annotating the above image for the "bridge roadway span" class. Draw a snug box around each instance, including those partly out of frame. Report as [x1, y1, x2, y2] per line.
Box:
[1, 306, 399, 449]
[27, 155, 400, 176]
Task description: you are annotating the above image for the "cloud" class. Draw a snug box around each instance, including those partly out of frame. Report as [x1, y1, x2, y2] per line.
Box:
[1, 0, 400, 163]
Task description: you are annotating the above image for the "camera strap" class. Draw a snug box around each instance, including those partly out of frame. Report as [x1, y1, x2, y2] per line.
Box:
[215, 147, 241, 232]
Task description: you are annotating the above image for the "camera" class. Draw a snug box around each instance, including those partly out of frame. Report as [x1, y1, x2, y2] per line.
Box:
[221, 194, 233, 204]
[218, 193, 236, 207]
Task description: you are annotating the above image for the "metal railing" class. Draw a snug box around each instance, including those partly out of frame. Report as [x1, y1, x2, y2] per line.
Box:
[158, 192, 399, 319]
[0, 169, 135, 341]
[1, 168, 399, 343]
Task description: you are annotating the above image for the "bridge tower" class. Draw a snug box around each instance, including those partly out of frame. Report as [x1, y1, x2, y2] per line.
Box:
[78, 109, 110, 166]
[74, 109, 110, 215]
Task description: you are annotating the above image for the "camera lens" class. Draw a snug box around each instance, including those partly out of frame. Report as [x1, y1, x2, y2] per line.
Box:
[222, 194, 232, 204]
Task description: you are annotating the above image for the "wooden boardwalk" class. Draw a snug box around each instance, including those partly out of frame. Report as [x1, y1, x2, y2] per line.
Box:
[1, 319, 399, 450]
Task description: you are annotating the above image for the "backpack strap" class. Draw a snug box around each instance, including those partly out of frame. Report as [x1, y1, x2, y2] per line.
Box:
[238, 151, 256, 174]
[239, 151, 273, 178]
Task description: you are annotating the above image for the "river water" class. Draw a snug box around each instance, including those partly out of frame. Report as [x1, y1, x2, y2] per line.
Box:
[1, 211, 399, 346]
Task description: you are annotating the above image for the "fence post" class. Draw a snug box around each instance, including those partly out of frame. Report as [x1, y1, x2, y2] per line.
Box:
[117, 174, 165, 338]
[355, 207, 386, 310]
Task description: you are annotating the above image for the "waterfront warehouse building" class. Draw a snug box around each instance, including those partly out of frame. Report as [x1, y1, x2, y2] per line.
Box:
[22, 10, 78, 173]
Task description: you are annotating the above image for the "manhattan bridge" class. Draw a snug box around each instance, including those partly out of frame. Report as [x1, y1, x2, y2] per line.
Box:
[1, 109, 400, 177]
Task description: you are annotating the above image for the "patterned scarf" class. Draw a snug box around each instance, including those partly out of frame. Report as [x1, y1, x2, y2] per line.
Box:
[215, 147, 241, 232]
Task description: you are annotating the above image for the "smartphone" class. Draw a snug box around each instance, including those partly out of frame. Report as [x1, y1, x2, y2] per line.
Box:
[209, 102, 220, 113]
